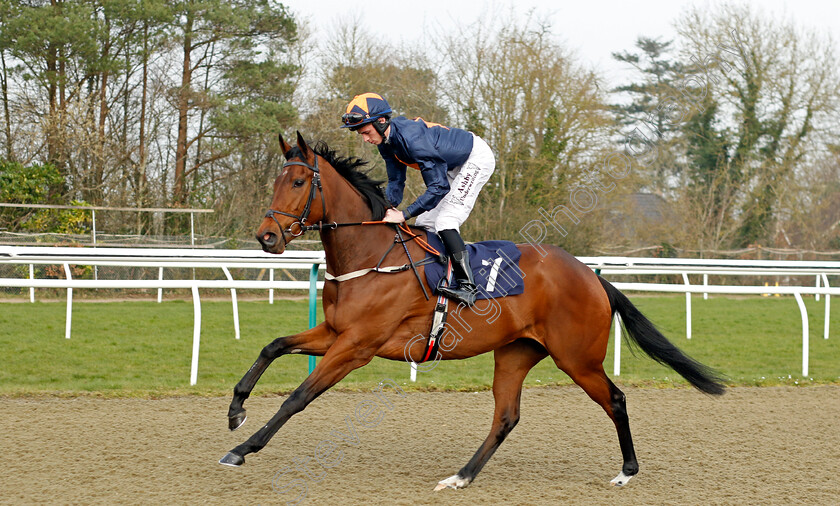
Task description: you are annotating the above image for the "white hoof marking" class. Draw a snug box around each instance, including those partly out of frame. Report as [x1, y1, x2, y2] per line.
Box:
[434, 474, 471, 491]
[610, 471, 633, 486]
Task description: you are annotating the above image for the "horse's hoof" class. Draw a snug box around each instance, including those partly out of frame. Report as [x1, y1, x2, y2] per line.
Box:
[219, 452, 245, 467]
[610, 471, 634, 486]
[434, 474, 471, 491]
[228, 411, 247, 431]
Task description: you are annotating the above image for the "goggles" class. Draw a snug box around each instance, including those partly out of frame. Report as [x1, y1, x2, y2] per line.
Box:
[341, 112, 369, 126]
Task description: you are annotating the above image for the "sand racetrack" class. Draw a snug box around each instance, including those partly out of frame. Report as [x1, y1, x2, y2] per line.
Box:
[1, 385, 838, 505]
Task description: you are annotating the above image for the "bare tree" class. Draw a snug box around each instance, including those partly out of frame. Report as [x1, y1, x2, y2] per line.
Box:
[676, 3, 840, 248]
[301, 16, 447, 210]
[441, 9, 612, 246]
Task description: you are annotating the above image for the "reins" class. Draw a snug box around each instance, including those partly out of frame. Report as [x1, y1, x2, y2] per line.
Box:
[285, 220, 440, 253]
[264, 155, 442, 299]
[397, 223, 441, 257]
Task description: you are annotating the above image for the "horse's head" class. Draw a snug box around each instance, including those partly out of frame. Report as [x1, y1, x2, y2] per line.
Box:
[256, 132, 326, 254]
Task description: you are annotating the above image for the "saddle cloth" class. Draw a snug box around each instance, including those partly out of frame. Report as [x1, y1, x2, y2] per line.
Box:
[423, 233, 525, 301]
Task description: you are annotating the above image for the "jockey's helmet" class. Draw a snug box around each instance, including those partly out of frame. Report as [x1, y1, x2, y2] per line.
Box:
[341, 93, 392, 135]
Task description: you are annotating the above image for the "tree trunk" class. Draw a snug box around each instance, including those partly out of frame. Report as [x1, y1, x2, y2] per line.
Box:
[95, 68, 108, 203]
[173, 14, 194, 205]
[138, 23, 149, 218]
[1, 50, 13, 161]
[46, 32, 58, 164]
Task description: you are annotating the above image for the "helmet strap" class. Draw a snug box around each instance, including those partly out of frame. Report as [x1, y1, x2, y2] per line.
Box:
[373, 116, 391, 139]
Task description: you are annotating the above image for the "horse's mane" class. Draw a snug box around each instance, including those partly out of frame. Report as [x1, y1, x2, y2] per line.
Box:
[286, 142, 388, 221]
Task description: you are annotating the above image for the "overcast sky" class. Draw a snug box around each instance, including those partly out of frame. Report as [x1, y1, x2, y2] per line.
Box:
[281, 0, 840, 88]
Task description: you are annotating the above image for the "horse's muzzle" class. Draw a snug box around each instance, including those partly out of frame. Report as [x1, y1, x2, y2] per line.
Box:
[256, 230, 285, 254]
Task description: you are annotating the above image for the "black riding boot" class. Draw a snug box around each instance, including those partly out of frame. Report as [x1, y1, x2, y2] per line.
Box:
[437, 229, 477, 307]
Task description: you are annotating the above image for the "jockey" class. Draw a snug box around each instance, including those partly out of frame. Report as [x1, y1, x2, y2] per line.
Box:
[341, 92, 496, 307]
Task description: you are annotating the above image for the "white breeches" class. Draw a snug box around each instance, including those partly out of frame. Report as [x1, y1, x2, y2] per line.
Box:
[415, 134, 495, 232]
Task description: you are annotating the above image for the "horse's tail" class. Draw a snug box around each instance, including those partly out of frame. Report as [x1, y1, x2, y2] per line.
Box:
[598, 276, 726, 396]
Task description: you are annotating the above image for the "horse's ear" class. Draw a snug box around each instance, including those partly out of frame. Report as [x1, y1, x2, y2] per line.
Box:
[278, 133, 292, 157]
[296, 131, 313, 161]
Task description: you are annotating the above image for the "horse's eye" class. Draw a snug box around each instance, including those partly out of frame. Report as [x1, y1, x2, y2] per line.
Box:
[293, 179, 305, 188]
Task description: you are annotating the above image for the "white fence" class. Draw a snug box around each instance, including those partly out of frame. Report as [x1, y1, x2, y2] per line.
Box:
[580, 256, 840, 378]
[0, 203, 214, 247]
[0, 246, 325, 385]
[1, 246, 837, 384]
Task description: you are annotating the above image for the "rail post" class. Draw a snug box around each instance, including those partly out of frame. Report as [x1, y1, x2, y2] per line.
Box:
[190, 286, 201, 385]
[29, 264, 35, 303]
[821, 274, 830, 340]
[91, 209, 98, 281]
[613, 314, 621, 376]
[269, 268, 275, 304]
[682, 273, 691, 339]
[64, 263, 73, 339]
[793, 292, 809, 377]
[222, 267, 240, 340]
[308, 263, 318, 373]
[157, 267, 164, 303]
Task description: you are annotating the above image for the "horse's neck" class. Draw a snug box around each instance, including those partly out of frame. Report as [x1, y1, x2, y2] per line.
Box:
[320, 225, 400, 275]
[318, 171, 402, 275]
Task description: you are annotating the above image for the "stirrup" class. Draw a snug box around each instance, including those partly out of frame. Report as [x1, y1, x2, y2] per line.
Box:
[438, 283, 477, 307]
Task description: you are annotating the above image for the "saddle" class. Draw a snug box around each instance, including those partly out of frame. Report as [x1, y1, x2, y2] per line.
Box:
[413, 233, 525, 364]
[423, 233, 525, 301]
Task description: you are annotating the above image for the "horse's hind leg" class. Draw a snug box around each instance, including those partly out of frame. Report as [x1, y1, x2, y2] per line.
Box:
[564, 363, 638, 486]
[435, 338, 547, 491]
[227, 323, 336, 431]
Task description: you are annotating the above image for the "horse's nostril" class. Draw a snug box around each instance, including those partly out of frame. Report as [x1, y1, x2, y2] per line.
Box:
[257, 231, 277, 248]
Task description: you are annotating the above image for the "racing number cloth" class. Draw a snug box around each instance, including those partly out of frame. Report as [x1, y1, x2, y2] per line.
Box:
[424, 234, 525, 301]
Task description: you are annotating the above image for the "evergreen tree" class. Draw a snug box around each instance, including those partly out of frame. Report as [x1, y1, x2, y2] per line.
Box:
[168, 0, 297, 205]
[611, 37, 685, 193]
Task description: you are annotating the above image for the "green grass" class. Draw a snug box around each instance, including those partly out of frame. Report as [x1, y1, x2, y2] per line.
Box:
[1, 294, 838, 397]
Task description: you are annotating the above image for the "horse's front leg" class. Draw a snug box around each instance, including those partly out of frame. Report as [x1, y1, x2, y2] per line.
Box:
[220, 332, 378, 466]
[227, 322, 336, 431]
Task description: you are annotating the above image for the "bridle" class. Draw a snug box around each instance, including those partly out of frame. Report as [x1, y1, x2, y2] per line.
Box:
[264, 156, 327, 240]
[262, 153, 396, 236]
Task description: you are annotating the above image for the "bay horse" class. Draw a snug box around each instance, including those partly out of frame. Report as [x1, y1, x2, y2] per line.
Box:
[219, 132, 725, 489]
